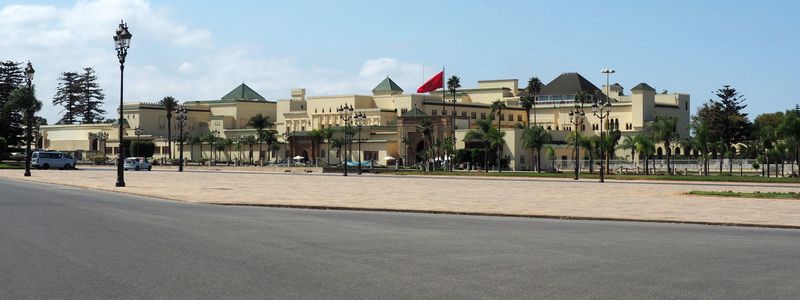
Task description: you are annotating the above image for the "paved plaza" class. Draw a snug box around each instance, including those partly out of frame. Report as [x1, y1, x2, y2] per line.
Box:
[2, 167, 800, 227]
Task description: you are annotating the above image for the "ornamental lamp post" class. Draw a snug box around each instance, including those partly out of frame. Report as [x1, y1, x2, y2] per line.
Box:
[592, 98, 612, 183]
[337, 104, 354, 176]
[23, 61, 34, 177]
[353, 111, 367, 175]
[113, 20, 132, 187]
[175, 107, 187, 172]
[568, 100, 585, 181]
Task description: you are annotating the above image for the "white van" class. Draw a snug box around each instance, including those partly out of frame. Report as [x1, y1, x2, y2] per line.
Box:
[31, 151, 77, 170]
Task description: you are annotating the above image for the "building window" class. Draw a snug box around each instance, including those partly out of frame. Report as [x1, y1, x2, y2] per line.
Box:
[685, 102, 689, 110]
[442, 109, 447, 115]
[500, 114, 505, 121]
[508, 114, 513, 122]
[432, 110, 437, 116]
[517, 115, 522, 122]
[471, 112, 477, 119]
[462, 111, 467, 117]
[401, 108, 408, 114]
[480, 112, 486, 120]
[581, 124, 585, 131]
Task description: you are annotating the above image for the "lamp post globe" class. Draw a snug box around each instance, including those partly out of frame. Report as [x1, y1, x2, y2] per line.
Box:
[23, 61, 34, 177]
[114, 20, 132, 187]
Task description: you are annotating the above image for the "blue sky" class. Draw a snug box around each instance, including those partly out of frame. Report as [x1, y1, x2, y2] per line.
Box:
[1, 0, 798, 123]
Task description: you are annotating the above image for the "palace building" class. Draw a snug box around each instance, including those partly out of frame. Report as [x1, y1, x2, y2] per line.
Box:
[40, 72, 690, 170]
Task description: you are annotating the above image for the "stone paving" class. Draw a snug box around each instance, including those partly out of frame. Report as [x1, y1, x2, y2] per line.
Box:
[2, 167, 800, 227]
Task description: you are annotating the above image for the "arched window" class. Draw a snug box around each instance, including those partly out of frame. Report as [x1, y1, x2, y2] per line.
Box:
[657, 147, 663, 159]
[674, 147, 681, 157]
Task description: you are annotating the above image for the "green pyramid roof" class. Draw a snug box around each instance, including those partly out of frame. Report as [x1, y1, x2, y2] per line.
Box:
[402, 107, 427, 117]
[222, 83, 266, 101]
[631, 83, 656, 92]
[372, 77, 404, 94]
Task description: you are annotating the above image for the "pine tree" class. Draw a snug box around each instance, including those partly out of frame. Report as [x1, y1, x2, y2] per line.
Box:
[0, 61, 24, 146]
[53, 71, 82, 124]
[79, 67, 105, 124]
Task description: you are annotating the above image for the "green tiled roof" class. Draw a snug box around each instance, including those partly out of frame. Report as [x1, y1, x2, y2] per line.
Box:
[222, 83, 266, 101]
[631, 83, 656, 92]
[372, 77, 404, 94]
[401, 107, 427, 117]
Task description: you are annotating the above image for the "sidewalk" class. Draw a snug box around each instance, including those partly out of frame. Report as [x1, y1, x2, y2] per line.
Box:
[3, 168, 800, 228]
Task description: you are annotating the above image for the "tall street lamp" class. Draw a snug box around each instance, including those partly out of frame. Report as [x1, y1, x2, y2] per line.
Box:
[113, 20, 132, 187]
[337, 104, 354, 176]
[593, 98, 612, 183]
[568, 100, 585, 181]
[23, 61, 34, 177]
[354, 111, 366, 175]
[175, 107, 187, 172]
[134, 127, 143, 156]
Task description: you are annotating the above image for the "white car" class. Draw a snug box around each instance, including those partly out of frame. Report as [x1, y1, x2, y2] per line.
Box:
[124, 157, 152, 171]
[31, 151, 77, 170]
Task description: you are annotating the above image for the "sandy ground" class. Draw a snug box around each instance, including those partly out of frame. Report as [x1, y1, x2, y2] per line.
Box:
[3, 167, 800, 227]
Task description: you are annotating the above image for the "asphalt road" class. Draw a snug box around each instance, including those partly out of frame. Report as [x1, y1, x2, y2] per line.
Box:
[1, 178, 799, 299]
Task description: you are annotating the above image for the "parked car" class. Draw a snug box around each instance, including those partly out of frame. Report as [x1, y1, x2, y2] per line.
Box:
[31, 151, 77, 170]
[124, 157, 152, 171]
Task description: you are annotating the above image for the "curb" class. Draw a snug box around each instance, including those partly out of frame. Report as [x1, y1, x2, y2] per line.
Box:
[206, 203, 800, 230]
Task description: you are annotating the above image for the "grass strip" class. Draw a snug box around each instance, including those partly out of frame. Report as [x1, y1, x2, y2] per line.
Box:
[688, 190, 800, 199]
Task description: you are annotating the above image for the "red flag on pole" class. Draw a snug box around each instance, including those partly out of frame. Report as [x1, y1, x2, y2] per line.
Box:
[417, 70, 444, 93]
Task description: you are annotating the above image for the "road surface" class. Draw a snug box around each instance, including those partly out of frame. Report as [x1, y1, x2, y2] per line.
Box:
[1, 178, 798, 299]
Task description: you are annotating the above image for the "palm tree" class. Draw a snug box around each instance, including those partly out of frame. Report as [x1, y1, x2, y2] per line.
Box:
[463, 118, 493, 172]
[651, 116, 680, 175]
[309, 129, 324, 166]
[241, 135, 257, 164]
[261, 131, 277, 165]
[487, 127, 506, 171]
[489, 100, 507, 172]
[248, 113, 273, 166]
[523, 77, 542, 127]
[159, 96, 178, 159]
[331, 138, 345, 165]
[546, 145, 556, 172]
[400, 135, 410, 167]
[618, 135, 637, 164]
[321, 127, 334, 166]
[447, 75, 461, 109]
[415, 118, 434, 171]
[218, 138, 233, 163]
[521, 126, 551, 172]
[634, 134, 655, 174]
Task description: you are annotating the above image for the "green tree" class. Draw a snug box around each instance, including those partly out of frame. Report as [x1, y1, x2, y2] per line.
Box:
[78, 67, 105, 124]
[651, 116, 680, 175]
[248, 113, 273, 165]
[261, 131, 277, 165]
[7, 85, 42, 159]
[0, 61, 24, 146]
[523, 77, 543, 127]
[309, 129, 324, 166]
[159, 96, 179, 159]
[489, 100, 507, 172]
[331, 137, 345, 164]
[618, 135, 637, 162]
[634, 134, 655, 174]
[447, 75, 461, 103]
[321, 127, 334, 166]
[52, 71, 82, 124]
[463, 118, 493, 172]
[415, 118, 434, 171]
[521, 126, 551, 172]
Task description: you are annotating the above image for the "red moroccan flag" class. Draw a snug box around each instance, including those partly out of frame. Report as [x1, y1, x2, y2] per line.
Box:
[417, 70, 444, 93]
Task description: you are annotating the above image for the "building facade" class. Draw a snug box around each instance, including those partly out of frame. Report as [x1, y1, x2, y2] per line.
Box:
[40, 72, 690, 170]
